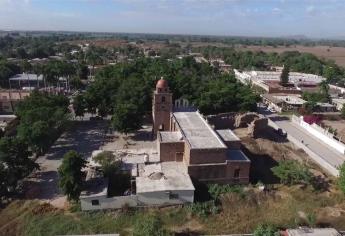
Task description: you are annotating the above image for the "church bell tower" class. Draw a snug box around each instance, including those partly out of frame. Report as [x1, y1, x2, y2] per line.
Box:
[152, 77, 173, 136]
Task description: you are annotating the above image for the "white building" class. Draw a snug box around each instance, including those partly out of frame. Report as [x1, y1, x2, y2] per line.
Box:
[80, 158, 194, 211]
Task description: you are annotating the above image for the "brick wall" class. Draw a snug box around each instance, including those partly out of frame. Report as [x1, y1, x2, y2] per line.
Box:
[159, 142, 184, 162]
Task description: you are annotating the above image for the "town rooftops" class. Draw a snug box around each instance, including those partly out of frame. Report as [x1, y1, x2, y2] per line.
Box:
[274, 95, 306, 105]
[159, 131, 183, 143]
[9, 73, 43, 81]
[332, 98, 345, 105]
[136, 162, 195, 193]
[173, 111, 227, 150]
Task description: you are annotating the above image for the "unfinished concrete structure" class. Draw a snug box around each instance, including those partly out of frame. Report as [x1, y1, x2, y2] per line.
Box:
[154, 79, 250, 184]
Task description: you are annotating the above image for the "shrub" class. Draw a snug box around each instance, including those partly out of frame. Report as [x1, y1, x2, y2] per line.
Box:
[132, 215, 170, 236]
[186, 200, 219, 218]
[253, 224, 279, 236]
[338, 163, 345, 194]
[93, 151, 120, 177]
[303, 115, 322, 125]
[271, 160, 312, 185]
[207, 184, 244, 200]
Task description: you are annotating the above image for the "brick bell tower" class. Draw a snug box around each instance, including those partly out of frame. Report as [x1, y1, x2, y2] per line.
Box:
[152, 77, 173, 136]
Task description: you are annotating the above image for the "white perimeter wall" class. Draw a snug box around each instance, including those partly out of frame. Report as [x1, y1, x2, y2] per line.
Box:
[293, 115, 345, 154]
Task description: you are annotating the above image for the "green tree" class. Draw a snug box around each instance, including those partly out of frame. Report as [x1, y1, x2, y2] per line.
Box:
[58, 150, 86, 202]
[0, 137, 38, 196]
[338, 162, 345, 194]
[72, 94, 85, 118]
[93, 151, 120, 177]
[271, 160, 312, 185]
[112, 103, 142, 135]
[318, 80, 330, 102]
[133, 215, 170, 236]
[280, 64, 290, 86]
[341, 104, 345, 119]
[16, 91, 70, 155]
[253, 224, 279, 236]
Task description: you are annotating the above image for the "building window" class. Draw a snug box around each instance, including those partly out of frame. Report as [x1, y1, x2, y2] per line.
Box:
[91, 199, 100, 206]
[234, 168, 240, 178]
[162, 96, 166, 103]
[159, 124, 164, 131]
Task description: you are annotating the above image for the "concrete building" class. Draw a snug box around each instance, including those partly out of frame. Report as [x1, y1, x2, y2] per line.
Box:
[81, 79, 250, 211]
[154, 79, 251, 184]
[234, 70, 325, 94]
[80, 158, 195, 211]
[332, 98, 345, 111]
[262, 94, 336, 113]
[0, 90, 31, 113]
[262, 94, 306, 112]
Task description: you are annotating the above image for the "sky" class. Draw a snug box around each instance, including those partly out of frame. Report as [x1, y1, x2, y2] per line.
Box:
[0, 0, 344, 38]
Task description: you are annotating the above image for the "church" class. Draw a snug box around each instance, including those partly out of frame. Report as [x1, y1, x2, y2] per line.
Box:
[152, 78, 251, 184]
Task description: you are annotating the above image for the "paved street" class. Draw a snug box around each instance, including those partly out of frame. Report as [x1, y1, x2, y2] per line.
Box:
[271, 116, 345, 170]
[257, 104, 345, 173]
[24, 120, 108, 208]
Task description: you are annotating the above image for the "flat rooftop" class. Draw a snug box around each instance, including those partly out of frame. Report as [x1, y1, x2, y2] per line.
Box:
[226, 150, 251, 162]
[159, 131, 183, 143]
[273, 95, 306, 105]
[332, 98, 345, 104]
[9, 73, 43, 81]
[136, 162, 195, 193]
[173, 111, 227, 150]
[216, 129, 240, 142]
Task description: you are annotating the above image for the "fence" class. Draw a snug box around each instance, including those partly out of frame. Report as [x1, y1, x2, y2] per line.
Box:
[292, 115, 345, 154]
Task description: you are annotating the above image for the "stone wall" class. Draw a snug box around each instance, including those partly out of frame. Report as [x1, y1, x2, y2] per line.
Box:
[187, 160, 250, 184]
[159, 141, 184, 162]
[206, 112, 236, 129]
[234, 112, 260, 128]
[189, 148, 227, 165]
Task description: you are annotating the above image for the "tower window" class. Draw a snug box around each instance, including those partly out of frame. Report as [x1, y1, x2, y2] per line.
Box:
[162, 96, 166, 102]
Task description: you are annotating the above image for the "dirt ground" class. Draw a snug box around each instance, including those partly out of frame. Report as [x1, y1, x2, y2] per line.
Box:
[322, 119, 345, 141]
[233, 126, 327, 184]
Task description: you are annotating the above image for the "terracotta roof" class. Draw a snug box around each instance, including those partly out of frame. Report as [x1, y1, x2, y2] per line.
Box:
[156, 78, 168, 89]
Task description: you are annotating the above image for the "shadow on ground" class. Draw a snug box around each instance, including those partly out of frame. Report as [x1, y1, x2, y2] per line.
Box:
[23, 120, 109, 201]
[254, 125, 288, 143]
[241, 146, 280, 185]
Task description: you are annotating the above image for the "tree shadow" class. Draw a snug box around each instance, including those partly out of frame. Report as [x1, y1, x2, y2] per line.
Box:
[23, 171, 61, 200]
[174, 231, 202, 236]
[191, 179, 212, 202]
[241, 146, 280, 185]
[270, 116, 290, 122]
[311, 175, 331, 192]
[130, 130, 153, 142]
[254, 125, 288, 143]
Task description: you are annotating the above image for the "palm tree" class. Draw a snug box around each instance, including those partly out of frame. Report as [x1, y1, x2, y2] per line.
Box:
[319, 80, 330, 103]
